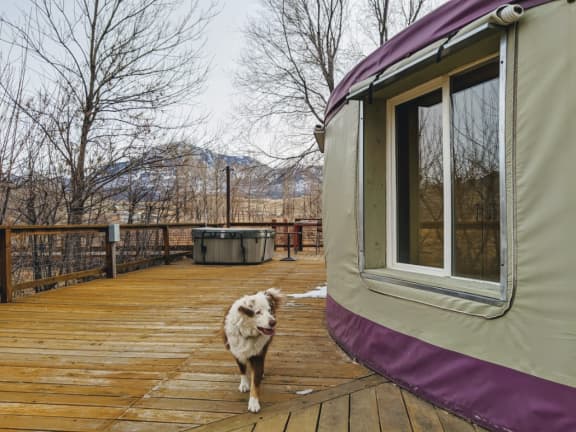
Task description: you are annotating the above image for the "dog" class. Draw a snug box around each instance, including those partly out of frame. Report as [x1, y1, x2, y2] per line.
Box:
[223, 287, 282, 413]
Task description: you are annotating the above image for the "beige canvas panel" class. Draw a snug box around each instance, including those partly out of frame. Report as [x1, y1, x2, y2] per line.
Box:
[363, 101, 387, 269]
[324, 1, 576, 387]
[512, 0, 576, 378]
[323, 102, 360, 277]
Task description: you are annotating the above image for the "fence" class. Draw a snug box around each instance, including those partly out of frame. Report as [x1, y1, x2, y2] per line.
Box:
[0, 221, 322, 302]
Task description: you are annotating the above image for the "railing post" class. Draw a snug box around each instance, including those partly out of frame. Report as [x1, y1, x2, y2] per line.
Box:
[271, 219, 277, 251]
[315, 220, 322, 255]
[225, 165, 231, 228]
[163, 225, 170, 265]
[106, 224, 119, 279]
[295, 223, 303, 252]
[0, 227, 13, 303]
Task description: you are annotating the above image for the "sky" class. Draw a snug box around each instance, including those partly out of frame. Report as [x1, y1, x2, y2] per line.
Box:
[0, 0, 262, 154]
[0, 0, 441, 163]
[195, 0, 261, 137]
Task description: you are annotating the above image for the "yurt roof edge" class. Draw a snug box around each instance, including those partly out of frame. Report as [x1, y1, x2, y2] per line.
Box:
[324, 0, 553, 123]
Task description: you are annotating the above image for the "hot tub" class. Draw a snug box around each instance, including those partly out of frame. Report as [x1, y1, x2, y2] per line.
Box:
[192, 228, 275, 264]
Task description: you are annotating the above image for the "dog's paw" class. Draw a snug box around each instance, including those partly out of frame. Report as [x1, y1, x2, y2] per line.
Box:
[248, 397, 261, 413]
[238, 375, 250, 393]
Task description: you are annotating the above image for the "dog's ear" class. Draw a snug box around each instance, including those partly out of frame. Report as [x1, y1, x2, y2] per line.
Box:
[238, 305, 255, 317]
[265, 288, 283, 311]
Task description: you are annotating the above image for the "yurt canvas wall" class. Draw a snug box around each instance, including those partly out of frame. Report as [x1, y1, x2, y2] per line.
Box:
[322, 1, 576, 431]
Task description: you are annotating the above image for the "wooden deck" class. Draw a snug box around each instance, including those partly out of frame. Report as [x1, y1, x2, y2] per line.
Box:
[0, 255, 484, 431]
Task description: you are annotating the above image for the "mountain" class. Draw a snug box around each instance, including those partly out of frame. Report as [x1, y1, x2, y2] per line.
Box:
[193, 147, 261, 169]
[179, 144, 323, 199]
[109, 143, 322, 201]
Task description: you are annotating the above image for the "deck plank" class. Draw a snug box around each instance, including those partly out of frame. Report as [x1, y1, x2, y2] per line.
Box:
[436, 408, 477, 432]
[229, 426, 255, 432]
[350, 387, 380, 432]
[106, 420, 193, 432]
[188, 375, 384, 432]
[0, 256, 486, 431]
[284, 405, 320, 432]
[0, 415, 108, 431]
[375, 383, 412, 432]
[0, 256, 371, 431]
[316, 395, 349, 432]
[402, 389, 444, 432]
[252, 413, 290, 432]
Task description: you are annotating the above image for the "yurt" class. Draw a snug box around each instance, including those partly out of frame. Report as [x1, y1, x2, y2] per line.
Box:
[319, 0, 576, 430]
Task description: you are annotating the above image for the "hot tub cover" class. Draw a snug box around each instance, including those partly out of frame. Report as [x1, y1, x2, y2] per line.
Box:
[192, 227, 275, 239]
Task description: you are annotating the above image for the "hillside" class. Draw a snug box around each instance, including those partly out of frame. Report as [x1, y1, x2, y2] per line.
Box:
[111, 143, 323, 201]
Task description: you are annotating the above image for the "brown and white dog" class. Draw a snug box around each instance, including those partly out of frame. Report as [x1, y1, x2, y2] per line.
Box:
[223, 288, 282, 413]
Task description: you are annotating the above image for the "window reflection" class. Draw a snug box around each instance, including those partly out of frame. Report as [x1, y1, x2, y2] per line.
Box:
[396, 90, 443, 268]
[451, 62, 500, 282]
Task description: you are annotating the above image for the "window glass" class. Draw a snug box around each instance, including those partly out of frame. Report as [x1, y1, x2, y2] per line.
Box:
[451, 62, 500, 282]
[395, 90, 443, 268]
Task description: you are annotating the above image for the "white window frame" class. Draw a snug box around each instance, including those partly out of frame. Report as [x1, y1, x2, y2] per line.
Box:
[385, 55, 503, 288]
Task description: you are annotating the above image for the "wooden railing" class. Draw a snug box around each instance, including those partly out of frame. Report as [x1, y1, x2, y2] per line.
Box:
[0, 221, 322, 302]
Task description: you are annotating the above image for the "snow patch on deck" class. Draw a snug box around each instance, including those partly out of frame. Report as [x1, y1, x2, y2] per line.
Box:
[287, 285, 327, 299]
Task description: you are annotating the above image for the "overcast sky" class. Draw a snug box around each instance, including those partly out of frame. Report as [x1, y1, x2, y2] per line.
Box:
[0, 0, 262, 151]
[197, 0, 261, 133]
[0, 1, 449, 162]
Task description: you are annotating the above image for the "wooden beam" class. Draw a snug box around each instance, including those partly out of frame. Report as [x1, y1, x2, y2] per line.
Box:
[106, 242, 117, 279]
[163, 226, 170, 265]
[13, 268, 103, 292]
[0, 227, 12, 303]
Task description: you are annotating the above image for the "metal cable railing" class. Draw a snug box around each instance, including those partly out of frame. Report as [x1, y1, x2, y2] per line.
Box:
[0, 221, 322, 302]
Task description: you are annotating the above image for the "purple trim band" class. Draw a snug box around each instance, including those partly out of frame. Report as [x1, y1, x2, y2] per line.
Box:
[325, 0, 552, 123]
[326, 296, 576, 432]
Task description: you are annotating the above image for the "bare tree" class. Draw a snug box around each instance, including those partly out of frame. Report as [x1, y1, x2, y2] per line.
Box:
[0, 42, 29, 224]
[232, 164, 271, 222]
[236, 0, 347, 163]
[365, 0, 391, 46]
[1, 0, 214, 224]
[12, 117, 65, 225]
[362, 0, 437, 48]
